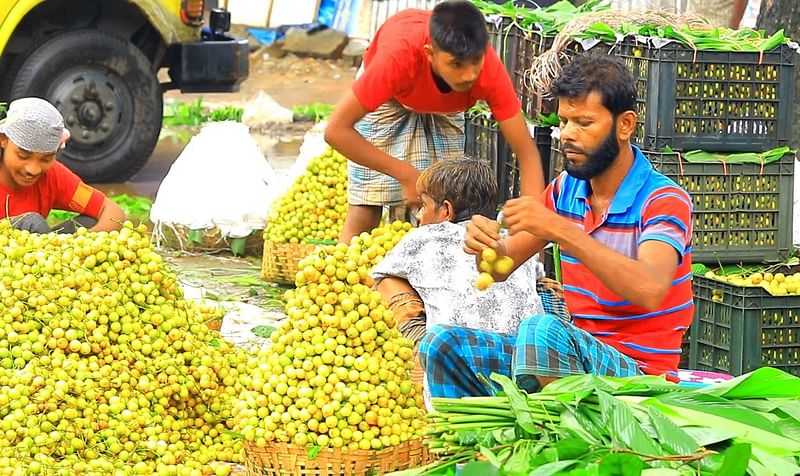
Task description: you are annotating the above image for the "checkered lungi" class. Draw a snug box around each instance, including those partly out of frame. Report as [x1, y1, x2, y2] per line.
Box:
[419, 314, 642, 398]
[350, 100, 465, 206]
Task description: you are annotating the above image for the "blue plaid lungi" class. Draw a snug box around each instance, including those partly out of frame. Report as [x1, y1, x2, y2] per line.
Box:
[419, 314, 642, 398]
[349, 100, 465, 206]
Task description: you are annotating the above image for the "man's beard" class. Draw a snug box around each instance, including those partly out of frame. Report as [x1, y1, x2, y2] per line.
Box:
[562, 123, 620, 181]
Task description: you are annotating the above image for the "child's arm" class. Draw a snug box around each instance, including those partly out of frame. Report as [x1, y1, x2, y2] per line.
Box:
[376, 277, 425, 326]
[89, 197, 126, 232]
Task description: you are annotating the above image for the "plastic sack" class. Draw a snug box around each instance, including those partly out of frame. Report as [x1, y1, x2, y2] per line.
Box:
[150, 121, 276, 247]
[263, 120, 331, 215]
[242, 91, 294, 128]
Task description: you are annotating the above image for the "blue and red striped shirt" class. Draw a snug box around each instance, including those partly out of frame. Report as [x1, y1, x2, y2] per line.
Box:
[545, 146, 694, 380]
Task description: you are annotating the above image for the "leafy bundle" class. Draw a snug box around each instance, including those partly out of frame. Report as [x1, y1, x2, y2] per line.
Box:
[394, 368, 800, 476]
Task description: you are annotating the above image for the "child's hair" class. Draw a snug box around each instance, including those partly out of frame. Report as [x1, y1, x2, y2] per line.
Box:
[417, 157, 498, 221]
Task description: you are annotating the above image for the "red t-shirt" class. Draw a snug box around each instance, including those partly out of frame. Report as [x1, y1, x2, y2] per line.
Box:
[0, 161, 106, 219]
[352, 9, 520, 121]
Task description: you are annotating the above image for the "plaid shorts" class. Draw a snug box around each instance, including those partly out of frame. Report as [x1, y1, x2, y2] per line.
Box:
[349, 100, 465, 206]
[419, 315, 642, 398]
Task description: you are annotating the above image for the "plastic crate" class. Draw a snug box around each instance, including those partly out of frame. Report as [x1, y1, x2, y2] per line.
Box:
[511, 25, 555, 118]
[496, 125, 552, 203]
[690, 275, 800, 376]
[614, 42, 795, 152]
[464, 115, 501, 174]
[549, 139, 795, 264]
[487, 16, 516, 75]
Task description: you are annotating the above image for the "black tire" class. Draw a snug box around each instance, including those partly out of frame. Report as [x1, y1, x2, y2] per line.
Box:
[9, 30, 162, 182]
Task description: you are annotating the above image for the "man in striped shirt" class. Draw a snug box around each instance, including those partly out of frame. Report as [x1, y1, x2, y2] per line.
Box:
[419, 55, 694, 397]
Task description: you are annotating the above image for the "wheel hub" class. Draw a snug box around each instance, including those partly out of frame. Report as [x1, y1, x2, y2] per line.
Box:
[51, 70, 128, 148]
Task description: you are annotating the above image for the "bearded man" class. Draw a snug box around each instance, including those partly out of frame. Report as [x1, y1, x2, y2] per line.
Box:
[418, 54, 695, 397]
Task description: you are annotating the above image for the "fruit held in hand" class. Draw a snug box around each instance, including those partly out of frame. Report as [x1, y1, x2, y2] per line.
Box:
[493, 256, 515, 275]
[481, 248, 497, 264]
[475, 272, 494, 291]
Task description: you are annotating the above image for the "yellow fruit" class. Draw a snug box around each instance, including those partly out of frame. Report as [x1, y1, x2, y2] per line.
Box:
[481, 248, 498, 264]
[493, 256, 515, 275]
[475, 272, 494, 291]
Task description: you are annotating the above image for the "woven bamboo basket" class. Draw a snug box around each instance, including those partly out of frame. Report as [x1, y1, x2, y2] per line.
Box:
[260, 240, 317, 285]
[243, 438, 430, 476]
[155, 223, 264, 256]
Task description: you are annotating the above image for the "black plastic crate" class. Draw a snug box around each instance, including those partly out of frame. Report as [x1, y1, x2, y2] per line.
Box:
[497, 125, 552, 203]
[549, 138, 795, 264]
[511, 25, 555, 118]
[690, 274, 800, 376]
[486, 16, 516, 75]
[614, 42, 794, 152]
[464, 114, 501, 178]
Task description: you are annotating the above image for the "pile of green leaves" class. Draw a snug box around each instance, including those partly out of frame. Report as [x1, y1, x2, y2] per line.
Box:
[576, 23, 789, 52]
[292, 103, 335, 122]
[394, 368, 800, 476]
[163, 99, 244, 126]
[46, 194, 153, 226]
[466, 103, 558, 128]
[475, 0, 610, 36]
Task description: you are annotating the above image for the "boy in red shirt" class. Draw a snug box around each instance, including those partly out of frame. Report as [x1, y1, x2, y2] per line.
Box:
[0, 97, 126, 233]
[325, 0, 545, 242]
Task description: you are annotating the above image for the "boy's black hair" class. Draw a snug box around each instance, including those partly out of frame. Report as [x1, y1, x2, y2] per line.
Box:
[429, 1, 488, 61]
[550, 54, 637, 116]
[418, 156, 498, 221]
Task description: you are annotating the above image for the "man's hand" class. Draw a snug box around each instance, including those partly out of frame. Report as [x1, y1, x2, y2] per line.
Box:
[502, 196, 565, 242]
[464, 215, 502, 256]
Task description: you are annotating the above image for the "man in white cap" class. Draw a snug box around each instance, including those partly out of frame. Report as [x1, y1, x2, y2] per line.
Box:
[0, 97, 126, 233]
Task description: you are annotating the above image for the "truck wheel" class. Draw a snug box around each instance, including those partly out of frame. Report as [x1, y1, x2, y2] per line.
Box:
[8, 30, 162, 183]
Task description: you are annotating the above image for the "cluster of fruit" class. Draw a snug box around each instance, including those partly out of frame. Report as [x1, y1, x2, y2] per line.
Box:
[704, 269, 800, 296]
[0, 222, 247, 475]
[233, 221, 426, 451]
[475, 248, 515, 291]
[264, 147, 348, 244]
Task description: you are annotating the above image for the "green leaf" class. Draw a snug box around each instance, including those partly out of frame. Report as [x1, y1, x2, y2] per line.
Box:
[251, 325, 275, 338]
[639, 470, 681, 476]
[491, 427, 517, 445]
[750, 446, 800, 476]
[560, 408, 603, 445]
[460, 461, 498, 476]
[599, 392, 663, 456]
[681, 426, 736, 447]
[716, 443, 750, 476]
[555, 438, 591, 460]
[187, 229, 204, 244]
[306, 445, 321, 459]
[598, 453, 646, 476]
[221, 429, 244, 439]
[209, 338, 220, 348]
[699, 367, 800, 399]
[643, 399, 800, 455]
[479, 446, 504, 469]
[230, 237, 247, 257]
[529, 460, 580, 476]
[646, 407, 699, 456]
[489, 373, 537, 434]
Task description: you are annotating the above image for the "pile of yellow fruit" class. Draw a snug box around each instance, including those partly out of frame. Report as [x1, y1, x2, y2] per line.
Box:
[0, 222, 248, 476]
[703, 269, 800, 296]
[233, 221, 426, 451]
[264, 147, 347, 244]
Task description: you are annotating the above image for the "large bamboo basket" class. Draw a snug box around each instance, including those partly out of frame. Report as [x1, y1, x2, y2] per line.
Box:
[243, 438, 431, 476]
[260, 240, 317, 285]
